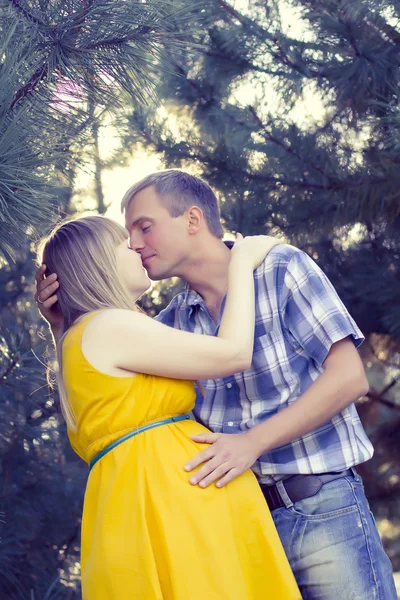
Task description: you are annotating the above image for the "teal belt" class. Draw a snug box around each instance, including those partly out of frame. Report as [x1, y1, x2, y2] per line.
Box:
[89, 413, 191, 472]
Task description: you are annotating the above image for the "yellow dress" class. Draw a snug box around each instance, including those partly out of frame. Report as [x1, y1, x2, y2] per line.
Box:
[63, 314, 301, 600]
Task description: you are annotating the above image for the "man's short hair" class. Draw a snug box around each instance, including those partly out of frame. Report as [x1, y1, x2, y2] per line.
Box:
[121, 169, 224, 238]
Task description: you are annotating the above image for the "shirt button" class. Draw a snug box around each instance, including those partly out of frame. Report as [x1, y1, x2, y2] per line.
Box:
[227, 421, 234, 426]
[226, 383, 233, 389]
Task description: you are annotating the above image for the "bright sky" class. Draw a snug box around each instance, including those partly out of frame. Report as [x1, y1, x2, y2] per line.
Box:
[72, 145, 163, 225]
[103, 153, 162, 224]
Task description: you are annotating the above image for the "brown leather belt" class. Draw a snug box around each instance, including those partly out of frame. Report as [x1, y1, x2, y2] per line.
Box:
[259, 468, 354, 512]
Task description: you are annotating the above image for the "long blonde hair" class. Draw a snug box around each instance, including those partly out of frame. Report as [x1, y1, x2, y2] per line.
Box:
[37, 215, 138, 430]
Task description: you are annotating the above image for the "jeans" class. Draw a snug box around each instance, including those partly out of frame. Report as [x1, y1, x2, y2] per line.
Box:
[270, 470, 397, 600]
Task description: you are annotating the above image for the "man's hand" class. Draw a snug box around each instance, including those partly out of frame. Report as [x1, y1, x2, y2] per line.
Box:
[184, 431, 260, 488]
[34, 264, 63, 335]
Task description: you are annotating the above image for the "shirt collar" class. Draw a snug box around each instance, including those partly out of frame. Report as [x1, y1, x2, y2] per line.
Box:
[181, 284, 203, 309]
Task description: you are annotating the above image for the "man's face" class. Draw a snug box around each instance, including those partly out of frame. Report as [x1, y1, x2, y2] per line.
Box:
[124, 186, 190, 280]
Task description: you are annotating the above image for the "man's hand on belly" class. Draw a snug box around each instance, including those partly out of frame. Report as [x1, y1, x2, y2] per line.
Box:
[183, 431, 260, 488]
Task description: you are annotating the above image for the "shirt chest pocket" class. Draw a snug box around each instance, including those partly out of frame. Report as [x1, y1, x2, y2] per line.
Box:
[252, 330, 287, 376]
[242, 330, 295, 403]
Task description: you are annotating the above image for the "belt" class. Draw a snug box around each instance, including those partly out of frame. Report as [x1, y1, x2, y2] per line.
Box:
[89, 413, 191, 472]
[260, 468, 354, 511]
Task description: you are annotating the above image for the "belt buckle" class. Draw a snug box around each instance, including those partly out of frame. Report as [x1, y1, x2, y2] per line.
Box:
[260, 482, 285, 511]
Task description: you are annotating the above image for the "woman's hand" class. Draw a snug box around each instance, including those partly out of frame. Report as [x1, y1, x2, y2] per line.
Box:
[231, 233, 282, 270]
[34, 264, 64, 336]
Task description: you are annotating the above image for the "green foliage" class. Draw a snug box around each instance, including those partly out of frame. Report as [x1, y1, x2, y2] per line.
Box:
[0, 1, 201, 596]
[0, 246, 85, 598]
[0, 0, 197, 259]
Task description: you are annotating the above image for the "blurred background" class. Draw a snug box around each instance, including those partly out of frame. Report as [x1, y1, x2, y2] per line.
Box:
[0, 0, 399, 597]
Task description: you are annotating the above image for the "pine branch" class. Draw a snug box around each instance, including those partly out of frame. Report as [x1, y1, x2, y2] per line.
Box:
[366, 393, 400, 411]
[0, 354, 19, 383]
[338, 11, 361, 58]
[203, 47, 304, 79]
[367, 338, 400, 370]
[1, 0, 201, 256]
[334, 0, 400, 46]
[215, 0, 325, 79]
[128, 113, 390, 193]
[233, 165, 387, 192]
[69, 0, 95, 32]
[366, 378, 400, 411]
[367, 10, 400, 46]
[215, 0, 241, 22]
[10, 62, 48, 110]
[273, 43, 324, 80]
[8, 0, 46, 26]
[249, 107, 333, 183]
[380, 378, 399, 397]
[60, 524, 81, 559]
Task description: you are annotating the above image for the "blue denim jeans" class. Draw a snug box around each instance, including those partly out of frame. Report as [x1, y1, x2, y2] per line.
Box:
[270, 470, 397, 600]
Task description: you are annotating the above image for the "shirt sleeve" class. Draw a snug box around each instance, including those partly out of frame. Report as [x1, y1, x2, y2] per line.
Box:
[280, 250, 364, 367]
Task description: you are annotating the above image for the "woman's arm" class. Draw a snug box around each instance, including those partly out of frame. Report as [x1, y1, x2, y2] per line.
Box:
[84, 236, 281, 381]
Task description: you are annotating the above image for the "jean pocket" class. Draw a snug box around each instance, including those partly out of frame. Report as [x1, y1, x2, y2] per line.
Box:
[287, 476, 359, 520]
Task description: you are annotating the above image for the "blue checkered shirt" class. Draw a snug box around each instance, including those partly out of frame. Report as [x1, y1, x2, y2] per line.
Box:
[156, 244, 374, 484]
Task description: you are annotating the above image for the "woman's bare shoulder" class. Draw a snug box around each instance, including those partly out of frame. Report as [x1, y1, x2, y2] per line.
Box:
[82, 308, 149, 343]
[87, 307, 146, 327]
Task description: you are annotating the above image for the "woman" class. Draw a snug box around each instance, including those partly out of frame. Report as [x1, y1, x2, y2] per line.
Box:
[38, 215, 301, 600]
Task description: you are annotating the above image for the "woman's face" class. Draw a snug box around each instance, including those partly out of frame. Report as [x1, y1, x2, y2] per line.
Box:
[115, 238, 151, 299]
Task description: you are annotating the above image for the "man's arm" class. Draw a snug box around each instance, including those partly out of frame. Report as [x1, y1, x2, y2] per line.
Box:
[184, 337, 368, 488]
[184, 248, 368, 487]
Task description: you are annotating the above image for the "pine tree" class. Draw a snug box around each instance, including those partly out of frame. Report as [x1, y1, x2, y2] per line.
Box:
[0, 240, 88, 599]
[0, 0, 195, 259]
[0, 1, 200, 596]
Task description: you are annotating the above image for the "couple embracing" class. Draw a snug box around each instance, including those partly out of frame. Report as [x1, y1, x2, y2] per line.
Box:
[36, 169, 396, 599]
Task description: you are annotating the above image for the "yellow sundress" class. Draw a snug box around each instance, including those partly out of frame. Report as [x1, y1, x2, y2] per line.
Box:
[63, 314, 301, 599]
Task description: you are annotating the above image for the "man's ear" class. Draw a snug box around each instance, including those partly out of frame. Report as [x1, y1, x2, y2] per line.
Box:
[187, 206, 203, 234]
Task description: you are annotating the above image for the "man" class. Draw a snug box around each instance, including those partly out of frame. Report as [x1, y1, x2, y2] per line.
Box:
[36, 169, 397, 599]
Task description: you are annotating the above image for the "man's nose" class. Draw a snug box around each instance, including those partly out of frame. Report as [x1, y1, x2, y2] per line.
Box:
[129, 233, 145, 251]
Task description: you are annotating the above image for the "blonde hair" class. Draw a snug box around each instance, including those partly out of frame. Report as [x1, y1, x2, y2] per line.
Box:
[37, 215, 138, 431]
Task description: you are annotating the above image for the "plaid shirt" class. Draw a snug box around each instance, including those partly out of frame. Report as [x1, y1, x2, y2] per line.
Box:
[156, 244, 374, 484]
